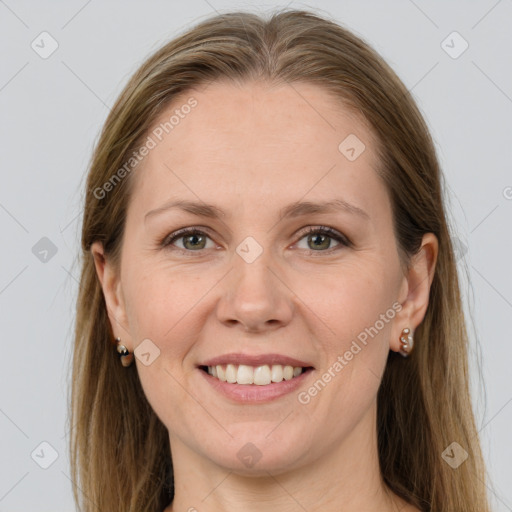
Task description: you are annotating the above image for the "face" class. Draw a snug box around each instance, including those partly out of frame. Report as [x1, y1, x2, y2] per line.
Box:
[95, 80, 433, 476]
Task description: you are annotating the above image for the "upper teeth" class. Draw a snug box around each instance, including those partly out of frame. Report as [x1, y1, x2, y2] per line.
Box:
[207, 364, 304, 385]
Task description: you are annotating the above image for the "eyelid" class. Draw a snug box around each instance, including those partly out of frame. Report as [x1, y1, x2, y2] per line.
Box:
[160, 226, 217, 250]
[295, 225, 351, 247]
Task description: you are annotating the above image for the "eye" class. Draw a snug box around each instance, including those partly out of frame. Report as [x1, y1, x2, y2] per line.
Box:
[160, 225, 351, 255]
[294, 226, 350, 254]
[161, 228, 216, 253]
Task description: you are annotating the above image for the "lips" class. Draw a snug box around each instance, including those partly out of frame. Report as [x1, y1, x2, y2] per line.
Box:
[199, 362, 314, 403]
[199, 352, 314, 368]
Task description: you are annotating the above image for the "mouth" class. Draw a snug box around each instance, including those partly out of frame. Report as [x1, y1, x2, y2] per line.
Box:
[198, 364, 315, 386]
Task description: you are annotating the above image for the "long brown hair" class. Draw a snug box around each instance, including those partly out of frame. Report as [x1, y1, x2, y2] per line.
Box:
[69, 9, 491, 511]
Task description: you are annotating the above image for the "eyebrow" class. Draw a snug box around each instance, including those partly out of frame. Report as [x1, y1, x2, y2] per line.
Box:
[144, 198, 370, 222]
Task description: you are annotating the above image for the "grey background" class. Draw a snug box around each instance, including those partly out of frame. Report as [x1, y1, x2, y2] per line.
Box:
[0, 0, 511, 510]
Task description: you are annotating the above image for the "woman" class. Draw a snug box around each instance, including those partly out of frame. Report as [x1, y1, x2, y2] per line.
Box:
[70, 9, 492, 512]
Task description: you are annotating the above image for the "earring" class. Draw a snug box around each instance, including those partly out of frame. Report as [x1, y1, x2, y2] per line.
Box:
[115, 337, 134, 367]
[399, 328, 414, 357]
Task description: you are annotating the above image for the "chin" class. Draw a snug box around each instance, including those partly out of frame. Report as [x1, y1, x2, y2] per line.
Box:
[203, 428, 309, 475]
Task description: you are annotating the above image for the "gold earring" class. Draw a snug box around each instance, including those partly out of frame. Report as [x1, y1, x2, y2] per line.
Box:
[399, 328, 414, 357]
[115, 337, 134, 367]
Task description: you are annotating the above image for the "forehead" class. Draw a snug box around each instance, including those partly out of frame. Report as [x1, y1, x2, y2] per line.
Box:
[128, 80, 387, 221]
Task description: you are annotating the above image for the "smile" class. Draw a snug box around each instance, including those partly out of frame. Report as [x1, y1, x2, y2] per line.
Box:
[200, 364, 312, 385]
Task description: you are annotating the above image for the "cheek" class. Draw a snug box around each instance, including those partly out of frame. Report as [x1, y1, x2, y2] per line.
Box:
[122, 263, 201, 341]
[124, 269, 205, 427]
[305, 259, 398, 400]
[310, 258, 398, 343]
[300, 271, 395, 434]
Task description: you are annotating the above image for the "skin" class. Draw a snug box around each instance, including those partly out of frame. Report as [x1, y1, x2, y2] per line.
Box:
[92, 80, 437, 512]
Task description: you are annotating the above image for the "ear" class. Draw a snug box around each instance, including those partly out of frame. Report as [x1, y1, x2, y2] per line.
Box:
[91, 241, 132, 349]
[390, 232, 438, 354]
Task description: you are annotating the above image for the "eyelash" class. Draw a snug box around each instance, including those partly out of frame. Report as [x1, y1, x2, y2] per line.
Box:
[160, 225, 351, 256]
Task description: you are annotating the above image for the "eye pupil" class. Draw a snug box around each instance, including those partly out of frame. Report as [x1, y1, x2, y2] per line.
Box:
[184, 234, 206, 250]
[309, 233, 330, 250]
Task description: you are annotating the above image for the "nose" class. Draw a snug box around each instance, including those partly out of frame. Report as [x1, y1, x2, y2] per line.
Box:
[216, 246, 293, 333]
